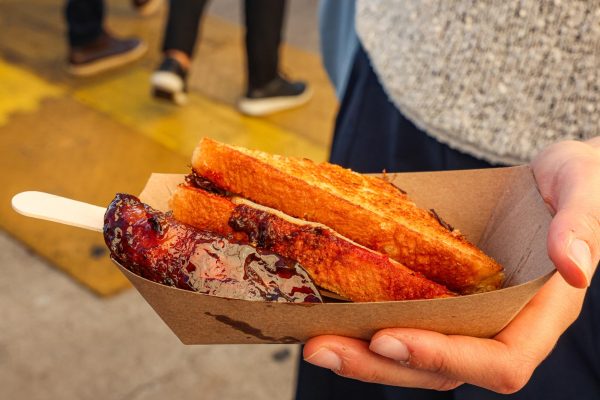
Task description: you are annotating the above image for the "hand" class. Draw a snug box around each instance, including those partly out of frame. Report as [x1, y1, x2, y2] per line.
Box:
[303, 139, 600, 393]
[531, 138, 600, 288]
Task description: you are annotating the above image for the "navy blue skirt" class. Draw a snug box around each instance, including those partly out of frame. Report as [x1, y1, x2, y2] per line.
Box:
[295, 45, 600, 400]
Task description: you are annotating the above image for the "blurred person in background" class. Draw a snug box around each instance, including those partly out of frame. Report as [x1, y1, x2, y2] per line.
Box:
[64, 0, 158, 76]
[295, 1, 600, 399]
[151, 0, 312, 116]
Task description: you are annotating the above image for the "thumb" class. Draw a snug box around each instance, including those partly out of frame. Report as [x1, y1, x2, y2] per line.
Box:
[547, 206, 600, 288]
[532, 140, 600, 288]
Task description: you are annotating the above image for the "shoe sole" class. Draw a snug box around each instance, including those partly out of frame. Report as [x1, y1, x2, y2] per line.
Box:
[152, 88, 188, 106]
[151, 71, 187, 105]
[68, 41, 148, 77]
[237, 86, 313, 116]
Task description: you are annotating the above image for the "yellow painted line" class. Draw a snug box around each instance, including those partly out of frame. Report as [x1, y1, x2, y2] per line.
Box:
[0, 60, 64, 126]
[0, 95, 189, 296]
[73, 67, 328, 162]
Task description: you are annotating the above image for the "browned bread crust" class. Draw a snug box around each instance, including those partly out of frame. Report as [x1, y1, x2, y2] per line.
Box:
[170, 184, 454, 301]
[170, 185, 242, 240]
[191, 138, 504, 294]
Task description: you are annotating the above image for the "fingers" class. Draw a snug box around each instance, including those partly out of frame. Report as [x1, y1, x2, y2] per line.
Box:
[303, 138, 598, 392]
[381, 275, 584, 393]
[370, 331, 523, 393]
[547, 156, 600, 287]
[547, 208, 599, 287]
[494, 274, 584, 351]
[305, 332, 516, 393]
[304, 274, 585, 394]
[303, 336, 463, 391]
[532, 140, 600, 287]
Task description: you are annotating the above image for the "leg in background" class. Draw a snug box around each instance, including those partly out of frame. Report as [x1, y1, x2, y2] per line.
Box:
[65, 0, 147, 76]
[152, 0, 210, 105]
[65, 0, 104, 47]
[244, 0, 285, 90]
[161, 0, 210, 62]
[238, 0, 312, 116]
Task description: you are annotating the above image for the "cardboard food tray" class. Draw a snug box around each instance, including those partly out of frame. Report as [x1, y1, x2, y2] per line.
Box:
[115, 165, 554, 344]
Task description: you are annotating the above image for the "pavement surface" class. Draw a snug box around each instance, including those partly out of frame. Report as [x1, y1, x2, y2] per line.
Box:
[0, 0, 334, 295]
[0, 230, 300, 400]
[0, 0, 334, 398]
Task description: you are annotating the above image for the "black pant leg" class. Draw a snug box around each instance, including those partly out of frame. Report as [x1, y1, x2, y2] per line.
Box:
[162, 0, 210, 57]
[65, 0, 104, 47]
[243, 0, 285, 90]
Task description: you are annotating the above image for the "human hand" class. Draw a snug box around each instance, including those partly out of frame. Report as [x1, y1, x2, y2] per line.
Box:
[303, 138, 600, 393]
[531, 138, 600, 288]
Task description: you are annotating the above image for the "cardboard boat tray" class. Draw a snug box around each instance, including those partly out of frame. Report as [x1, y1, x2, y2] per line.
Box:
[115, 165, 554, 344]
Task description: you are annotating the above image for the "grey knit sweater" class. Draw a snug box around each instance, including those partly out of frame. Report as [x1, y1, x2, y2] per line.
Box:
[356, 0, 600, 164]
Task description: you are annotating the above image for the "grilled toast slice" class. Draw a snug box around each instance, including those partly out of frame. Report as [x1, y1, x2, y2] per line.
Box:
[191, 138, 504, 294]
[170, 184, 454, 302]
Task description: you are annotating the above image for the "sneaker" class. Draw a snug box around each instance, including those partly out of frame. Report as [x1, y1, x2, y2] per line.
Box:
[132, 0, 163, 16]
[68, 32, 147, 77]
[151, 57, 188, 105]
[237, 75, 313, 116]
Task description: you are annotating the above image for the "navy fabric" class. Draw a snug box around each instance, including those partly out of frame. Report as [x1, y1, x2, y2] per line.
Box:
[295, 45, 600, 399]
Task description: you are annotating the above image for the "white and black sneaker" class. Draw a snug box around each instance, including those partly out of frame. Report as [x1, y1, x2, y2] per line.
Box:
[151, 58, 188, 105]
[237, 75, 312, 116]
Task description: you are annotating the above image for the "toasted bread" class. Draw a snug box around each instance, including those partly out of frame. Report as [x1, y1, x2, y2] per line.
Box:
[191, 138, 504, 294]
[170, 184, 454, 301]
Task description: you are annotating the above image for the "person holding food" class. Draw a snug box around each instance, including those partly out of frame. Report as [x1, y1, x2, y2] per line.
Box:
[296, 1, 600, 398]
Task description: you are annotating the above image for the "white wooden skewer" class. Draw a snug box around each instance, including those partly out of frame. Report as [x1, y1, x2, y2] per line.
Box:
[11, 191, 105, 232]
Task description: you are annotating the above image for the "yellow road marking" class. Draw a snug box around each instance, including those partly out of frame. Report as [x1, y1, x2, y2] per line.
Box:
[74, 67, 328, 162]
[0, 60, 64, 126]
[0, 5, 334, 297]
[0, 95, 190, 295]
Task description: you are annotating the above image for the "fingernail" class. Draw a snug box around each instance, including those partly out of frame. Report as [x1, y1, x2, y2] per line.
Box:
[304, 348, 341, 370]
[569, 239, 593, 286]
[369, 335, 410, 362]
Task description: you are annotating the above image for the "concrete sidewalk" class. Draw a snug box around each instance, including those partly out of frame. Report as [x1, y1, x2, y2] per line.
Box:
[0, 230, 300, 399]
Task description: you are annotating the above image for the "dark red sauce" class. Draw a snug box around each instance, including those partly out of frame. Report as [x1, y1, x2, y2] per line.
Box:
[103, 194, 321, 303]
